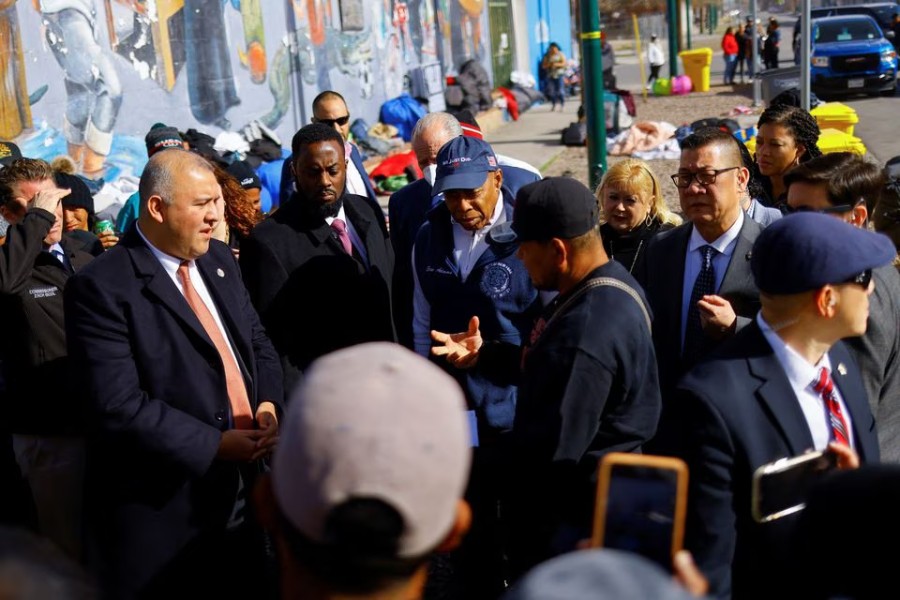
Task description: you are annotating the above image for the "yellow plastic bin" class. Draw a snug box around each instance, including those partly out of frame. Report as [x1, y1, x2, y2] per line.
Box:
[817, 128, 867, 155]
[810, 102, 859, 137]
[678, 48, 713, 92]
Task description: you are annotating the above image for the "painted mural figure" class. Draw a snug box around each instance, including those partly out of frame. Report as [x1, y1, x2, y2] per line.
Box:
[37, 0, 123, 175]
[0, 0, 32, 140]
[184, 0, 240, 128]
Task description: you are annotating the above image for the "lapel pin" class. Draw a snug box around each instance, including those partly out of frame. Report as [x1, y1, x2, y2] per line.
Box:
[837, 363, 847, 376]
[745, 251, 752, 260]
[216, 268, 225, 278]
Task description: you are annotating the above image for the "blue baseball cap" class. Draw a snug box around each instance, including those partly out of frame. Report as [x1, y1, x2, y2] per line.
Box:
[751, 213, 897, 295]
[431, 136, 499, 197]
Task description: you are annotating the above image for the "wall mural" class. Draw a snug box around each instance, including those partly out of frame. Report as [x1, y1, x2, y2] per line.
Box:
[0, 0, 491, 213]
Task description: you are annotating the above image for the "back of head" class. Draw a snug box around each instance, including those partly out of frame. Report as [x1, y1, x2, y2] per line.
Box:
[503, 549, 695, 600]
[270, 343, 471, 595]
[784, 152, 884, 212]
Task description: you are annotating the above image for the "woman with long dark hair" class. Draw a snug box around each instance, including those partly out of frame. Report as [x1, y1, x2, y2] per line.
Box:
[755, 104, 822, 208]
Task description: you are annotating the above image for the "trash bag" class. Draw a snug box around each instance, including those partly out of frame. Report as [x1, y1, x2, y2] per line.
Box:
[379, 94, 427, 142]
[561, 121, 587, 146]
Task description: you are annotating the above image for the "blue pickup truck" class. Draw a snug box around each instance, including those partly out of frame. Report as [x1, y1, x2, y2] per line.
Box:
[810, 14, 898, 97]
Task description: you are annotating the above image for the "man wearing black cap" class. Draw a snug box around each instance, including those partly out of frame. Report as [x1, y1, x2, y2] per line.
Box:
[432, 177, 661, 577]
[673, 213, 893, 599]
[784, 152, 900, 463]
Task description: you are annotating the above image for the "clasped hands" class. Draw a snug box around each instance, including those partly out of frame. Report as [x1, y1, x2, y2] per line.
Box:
[216, 401, 279, 463]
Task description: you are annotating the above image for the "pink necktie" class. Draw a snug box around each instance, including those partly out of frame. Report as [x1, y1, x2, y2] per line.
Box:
[331, 218, 353, 255]
[177, 262, 254, 429]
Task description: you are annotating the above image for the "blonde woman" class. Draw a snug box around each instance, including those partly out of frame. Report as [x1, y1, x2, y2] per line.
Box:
[596, 159, 682, 272]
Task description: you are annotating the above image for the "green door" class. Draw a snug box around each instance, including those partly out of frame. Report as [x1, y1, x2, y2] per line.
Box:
[488, 0, 515, 88]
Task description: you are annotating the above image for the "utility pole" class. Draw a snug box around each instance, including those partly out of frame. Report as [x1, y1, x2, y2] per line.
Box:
[800, 0, 811, 110]
[667, 0, 679, 77]
[580, 0, 607, 189]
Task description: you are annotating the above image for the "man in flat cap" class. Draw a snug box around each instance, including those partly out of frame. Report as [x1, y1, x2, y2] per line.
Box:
[784, 152, 900, 463]
[671, 213, 894, 599]
[432, 177, 661, 577]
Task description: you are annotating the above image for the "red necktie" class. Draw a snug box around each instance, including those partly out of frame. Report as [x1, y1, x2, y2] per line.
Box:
[812, 367, 850, 446]
[331, 218, 353, 255]
[177, 262, 254, 429]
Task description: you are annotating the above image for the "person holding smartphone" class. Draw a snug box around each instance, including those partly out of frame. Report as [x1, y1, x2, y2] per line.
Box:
[670, 213, 893, 599]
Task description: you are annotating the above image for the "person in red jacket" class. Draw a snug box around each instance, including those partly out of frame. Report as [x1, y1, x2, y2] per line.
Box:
[722, 27, 740, 85]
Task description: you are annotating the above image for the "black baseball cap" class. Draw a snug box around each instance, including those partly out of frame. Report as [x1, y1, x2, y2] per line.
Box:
[496, 177, 598, 243]
[0, 141, 22, 168]
[226, 160, 262, 190]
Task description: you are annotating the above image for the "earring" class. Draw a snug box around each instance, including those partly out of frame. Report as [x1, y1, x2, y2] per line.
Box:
[643, 211, 653, 227]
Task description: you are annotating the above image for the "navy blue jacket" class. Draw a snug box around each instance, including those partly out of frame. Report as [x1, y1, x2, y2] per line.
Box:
[672, 323, 879, 599]
[414, 197, 541, 432]
[389, 163, 541, 348]
[65, 233, 284, 596]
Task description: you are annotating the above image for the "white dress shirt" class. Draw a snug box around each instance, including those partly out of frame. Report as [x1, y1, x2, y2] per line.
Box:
[757, 313, 855, 451]
[680, 210, 745, 349]
[136, 224, 240, 369]
[344, 142, 370, 199]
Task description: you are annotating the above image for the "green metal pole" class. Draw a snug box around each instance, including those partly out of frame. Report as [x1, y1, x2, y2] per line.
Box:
[667, 0, 679, 77]
[580, 0, 607, 189]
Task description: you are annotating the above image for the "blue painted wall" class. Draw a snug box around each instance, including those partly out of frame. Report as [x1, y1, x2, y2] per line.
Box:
[526, 0, 573, 83]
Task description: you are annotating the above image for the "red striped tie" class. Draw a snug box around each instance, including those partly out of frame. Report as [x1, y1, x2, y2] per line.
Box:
[812, 367, 850, 446]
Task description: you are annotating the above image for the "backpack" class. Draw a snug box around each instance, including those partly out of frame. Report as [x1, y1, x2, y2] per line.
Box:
[561, 121, 587, 146]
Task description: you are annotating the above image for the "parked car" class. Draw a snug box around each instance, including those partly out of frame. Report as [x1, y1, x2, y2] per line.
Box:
[810, 15, 898, 97]
[810, 3, 900, 36]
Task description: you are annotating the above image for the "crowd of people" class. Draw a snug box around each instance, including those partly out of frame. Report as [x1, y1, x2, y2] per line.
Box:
[1, 86, 900, 600]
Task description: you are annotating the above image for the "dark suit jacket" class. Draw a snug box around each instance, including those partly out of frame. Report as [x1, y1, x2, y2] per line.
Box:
[240, 192, 395, 388]
[65, 233, 283, 596]
[673, 323, 879, 599]
[636, 216, 762, 398]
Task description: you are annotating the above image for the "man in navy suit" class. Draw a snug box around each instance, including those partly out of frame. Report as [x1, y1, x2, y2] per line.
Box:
[240, 124, 395, 390]
[672, 213, 895, 599]
[65, 149, 284, 598]
[635, 129, 761, 452]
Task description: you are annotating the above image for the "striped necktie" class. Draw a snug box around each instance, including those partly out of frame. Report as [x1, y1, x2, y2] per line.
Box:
[812, 367, 850, 446]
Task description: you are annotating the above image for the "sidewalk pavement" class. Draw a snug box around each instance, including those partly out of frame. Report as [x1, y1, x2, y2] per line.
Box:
[484, 101, 577, 173]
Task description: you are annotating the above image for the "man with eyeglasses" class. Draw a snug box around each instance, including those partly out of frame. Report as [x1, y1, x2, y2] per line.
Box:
[784, 152, 900, 462]
[672, 213, 893, 598]
[635, 128, 762, 450]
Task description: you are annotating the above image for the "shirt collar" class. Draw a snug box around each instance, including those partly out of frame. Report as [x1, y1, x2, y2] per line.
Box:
[688, 209, 744, 256]
[136, 222, 190, 279]
[324, 203, 348, 226]
[757, 312, 832, 389]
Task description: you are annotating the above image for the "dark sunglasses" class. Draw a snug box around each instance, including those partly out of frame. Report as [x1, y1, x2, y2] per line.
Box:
[313, 115, 350, 127]
[843, 269, 873, 288]
[786, 198, 865, 215]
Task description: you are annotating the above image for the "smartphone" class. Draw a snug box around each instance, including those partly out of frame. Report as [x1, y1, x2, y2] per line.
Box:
[751, 450, 838, 524]
[590, 453, 688, 572]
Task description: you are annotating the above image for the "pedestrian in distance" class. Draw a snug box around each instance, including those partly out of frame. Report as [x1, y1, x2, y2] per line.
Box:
[721, 27, 739, 85]
[646, 34, 666, 90]
[541, 43, 567, 111]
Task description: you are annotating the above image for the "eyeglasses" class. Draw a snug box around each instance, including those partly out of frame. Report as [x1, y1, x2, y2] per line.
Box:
[843, 269, 873, 289]
[670, 166, 741, 188]
[313, 115, 350, 127]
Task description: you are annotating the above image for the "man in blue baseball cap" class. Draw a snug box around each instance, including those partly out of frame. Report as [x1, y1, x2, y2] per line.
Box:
[411, 134, 543, 596]
[670, 212, 895, 598]
[430, 177, 661, 580]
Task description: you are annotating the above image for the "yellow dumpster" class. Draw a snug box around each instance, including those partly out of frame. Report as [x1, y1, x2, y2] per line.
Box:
[678, 48, 713, 92]
[810, 102, 859, 137]
[817, 128, 867, 155]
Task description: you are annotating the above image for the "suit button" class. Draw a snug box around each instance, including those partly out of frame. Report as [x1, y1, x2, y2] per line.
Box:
[214, 411, 226, 422]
